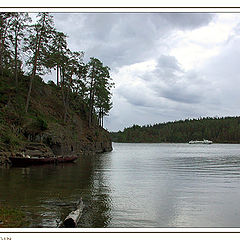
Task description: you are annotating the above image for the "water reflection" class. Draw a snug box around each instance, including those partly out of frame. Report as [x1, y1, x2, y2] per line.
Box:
[106, 143, 240, 227]
[79, 153, 113, 227]
[2, 143, 240, 227]
[0, 154, 112, 227]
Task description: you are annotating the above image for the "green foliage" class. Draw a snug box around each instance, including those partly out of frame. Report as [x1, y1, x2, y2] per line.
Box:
[0, 126, 21, 148]
[24, 13, 56, 75]
[111, 117, 240, 143]
[35, 117, 48, 131]
[24, 115, 48, 135]
[0, 13, 14, 74]
[47, 80, 55, 86]
[1, 132, 19, 145]
[86, 57, 114, 126]
[0, 11, 114, 152]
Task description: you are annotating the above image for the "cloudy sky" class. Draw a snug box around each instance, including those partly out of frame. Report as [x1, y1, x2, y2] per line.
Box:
[48, 12, 240, 131]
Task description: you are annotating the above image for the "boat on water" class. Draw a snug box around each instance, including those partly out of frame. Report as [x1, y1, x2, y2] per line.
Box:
[9, 155, 78, 166]
[189, 139, 213, 144]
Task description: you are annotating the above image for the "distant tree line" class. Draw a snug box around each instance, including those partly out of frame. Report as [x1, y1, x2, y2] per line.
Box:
[111, 117, 240, 143]
[0, 12, 114, 127]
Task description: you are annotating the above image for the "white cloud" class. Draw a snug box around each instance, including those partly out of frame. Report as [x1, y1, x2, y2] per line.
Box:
[49, 13, 240, 131]
[169, 14, 240, 71]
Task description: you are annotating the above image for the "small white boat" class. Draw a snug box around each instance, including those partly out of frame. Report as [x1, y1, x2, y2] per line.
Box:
[189, 139, 213, 144]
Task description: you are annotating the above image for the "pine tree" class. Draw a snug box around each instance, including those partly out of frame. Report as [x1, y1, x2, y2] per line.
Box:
[0, 13, 13, 75]
[24, 12, 55, 113]
[47, 30, 68, 86]
[86, 57, 113, 127]
[8, 13, 31, 86]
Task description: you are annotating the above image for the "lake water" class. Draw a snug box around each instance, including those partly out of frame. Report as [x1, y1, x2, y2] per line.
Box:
[1, 142, 240, 228]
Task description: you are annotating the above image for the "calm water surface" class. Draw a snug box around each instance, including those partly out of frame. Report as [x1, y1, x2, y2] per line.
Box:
[1, 143, 240, 227]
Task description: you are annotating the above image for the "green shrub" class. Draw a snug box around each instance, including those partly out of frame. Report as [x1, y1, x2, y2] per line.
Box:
[36, 117, 48, 131]
[2, 133, 20, 146]
[47, 80, 56, 86]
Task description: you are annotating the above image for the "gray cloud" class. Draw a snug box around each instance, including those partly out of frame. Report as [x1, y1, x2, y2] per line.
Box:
[108, 50, 227, 131]
[53, 13, 215, 68]
[49, 12, 240, 132]
[116, 86, 156, 108]
[161, 13, 215, 30]
[160, 88, 202, 104]
[140, 55, 207, 104]
[200, 34, 240, 109]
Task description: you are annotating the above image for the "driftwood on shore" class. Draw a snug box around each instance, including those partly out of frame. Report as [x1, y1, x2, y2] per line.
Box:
[60, 198, 84, 228]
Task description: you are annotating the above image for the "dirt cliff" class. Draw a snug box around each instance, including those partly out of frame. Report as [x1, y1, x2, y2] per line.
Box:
[0, 74, 112, 163]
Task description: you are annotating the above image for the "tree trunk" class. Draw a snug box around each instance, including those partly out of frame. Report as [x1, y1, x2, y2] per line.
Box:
[60, 67, 68, 123]
[56, 64, 59, 86]
[64, 87, 70, 123]
[25, 14, 46, 113]
[0, 15, 3, 76]
[14, 30, 18, 86]
[88, 87, 93, 126]
[98, 111, 101, 126]
[25, 65, 36, 113]
[98, 107, 103, 127]
[101, 110, 104, 128]
[88, 64, 95, 126]
[62, 198, 84, 228]
[63, 72, 73, 123]
[0, 16, 12, 76]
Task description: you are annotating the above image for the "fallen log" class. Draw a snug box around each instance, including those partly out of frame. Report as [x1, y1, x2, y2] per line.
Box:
[62, 198, 84, 228]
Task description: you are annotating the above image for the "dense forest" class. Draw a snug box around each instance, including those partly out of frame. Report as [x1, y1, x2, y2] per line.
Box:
[0, 12, 114, 126]
[111, 117, 240, 143]
[0, 12, 114, 155]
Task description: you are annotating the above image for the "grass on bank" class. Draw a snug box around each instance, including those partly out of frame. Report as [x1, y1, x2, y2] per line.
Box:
[0, 204, 27, 227]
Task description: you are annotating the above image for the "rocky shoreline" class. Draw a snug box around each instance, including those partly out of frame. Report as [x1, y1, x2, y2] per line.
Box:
[0, 140, 112, 165]
[0, 127, 113, 165]
[0, 72, 113, 165]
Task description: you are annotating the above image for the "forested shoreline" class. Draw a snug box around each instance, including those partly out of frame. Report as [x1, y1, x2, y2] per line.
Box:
[0, 12, 115, 227]
[111, 117, 240, 143]
[0, 12, 114, 125]
[0, 12, 114, 157]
